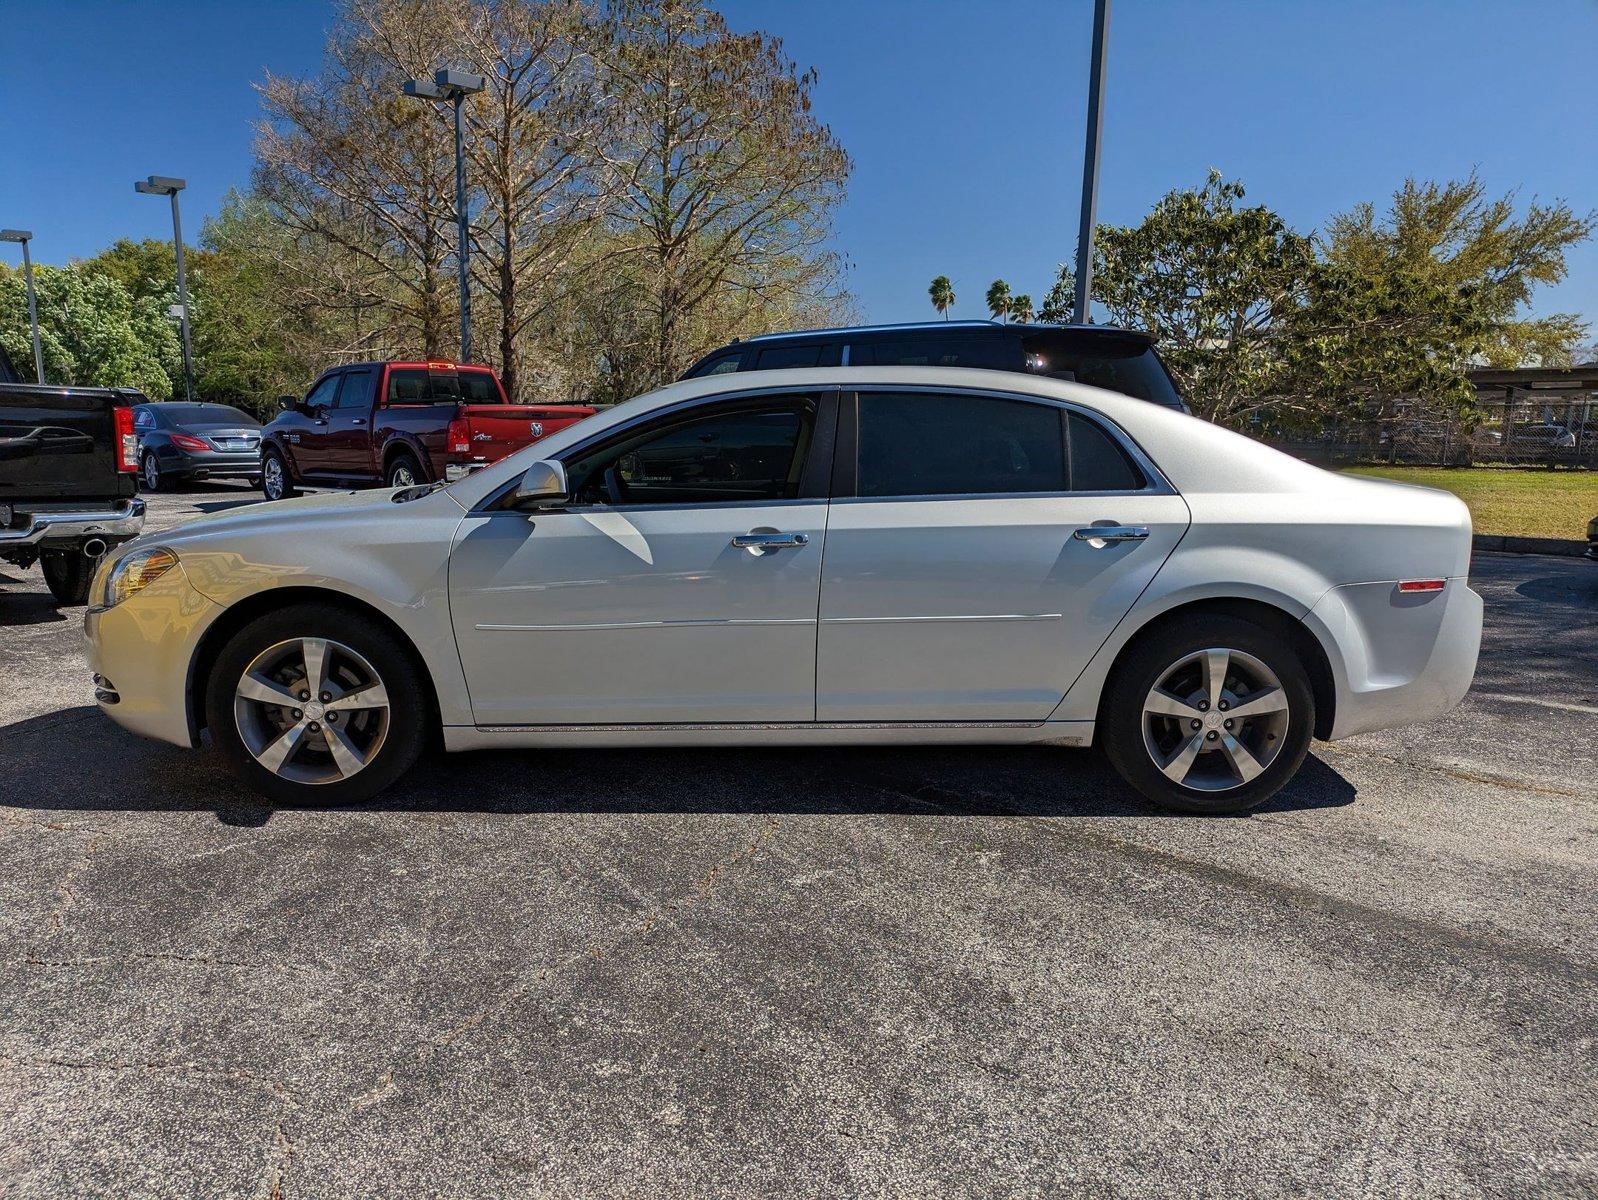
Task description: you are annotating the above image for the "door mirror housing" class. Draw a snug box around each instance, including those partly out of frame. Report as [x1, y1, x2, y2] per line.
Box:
[276, 395, 297, 412]
[509, 460, 568, 510]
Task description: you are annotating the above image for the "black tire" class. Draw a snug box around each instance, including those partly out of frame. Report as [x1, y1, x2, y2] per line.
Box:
[1100, 613, 1315, 816]
[262, 448, 298, 501]
[141, 451, 164, 493]
[205, 603, 429, 805]
[40, 549, 94, 606]
[387, 451, 424, 489]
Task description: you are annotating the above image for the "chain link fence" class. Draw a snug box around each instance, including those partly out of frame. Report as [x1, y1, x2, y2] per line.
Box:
[1268, 373, 1598, 468]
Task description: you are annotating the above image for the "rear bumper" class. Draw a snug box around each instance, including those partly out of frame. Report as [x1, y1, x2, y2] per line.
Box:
[1307, 578, 1483, 740]
[0, 497, 145, 549]
[161, 449, 261, 478]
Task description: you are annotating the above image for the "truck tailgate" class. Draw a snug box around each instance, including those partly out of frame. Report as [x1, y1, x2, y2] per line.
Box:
[0, 386, 134, 502]
[460, 405, 595, 462]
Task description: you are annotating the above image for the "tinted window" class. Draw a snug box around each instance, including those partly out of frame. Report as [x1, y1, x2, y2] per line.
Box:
[857, 392, 1064, 497]
[755, 344, 822, 370]
[334, 370, 375, 410]
[1065, 411, 1143, 490]
[858, 338, 1012, 370]
[567, 401, 815, 507]
[134, 407, 156, 430]
[158, 404, 256, 426]
[386, 369, 437, 403]
[1019, 332, 1182, 407]
[305, 375, 341, 409]
[459, 370, 500, 402]
[702, 355, 742, 375]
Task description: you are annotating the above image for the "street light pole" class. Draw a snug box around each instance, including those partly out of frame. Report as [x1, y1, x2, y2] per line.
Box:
[1072, 0, 1111, 325]
[0, 229, 45, 384]
[403, 68, 486, 363]
[134, 176, 196, 403]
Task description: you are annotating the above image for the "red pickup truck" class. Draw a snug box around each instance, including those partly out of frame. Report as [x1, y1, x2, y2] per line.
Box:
[259, 360, 594, 499]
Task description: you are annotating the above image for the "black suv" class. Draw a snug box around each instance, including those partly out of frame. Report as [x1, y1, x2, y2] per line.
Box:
[681, 321, 1187, 411]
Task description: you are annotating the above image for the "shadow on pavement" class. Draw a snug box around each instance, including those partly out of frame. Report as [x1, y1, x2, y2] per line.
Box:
[2, 707, 1357, 826]
[0, 588, 69, 627]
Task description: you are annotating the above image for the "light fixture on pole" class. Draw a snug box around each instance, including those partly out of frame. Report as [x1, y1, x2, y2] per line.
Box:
[134, 176, 197, 403]
[403, 67, 486, 363]
[0, 229, 46, 384]
[1072, 0, 1111, 325]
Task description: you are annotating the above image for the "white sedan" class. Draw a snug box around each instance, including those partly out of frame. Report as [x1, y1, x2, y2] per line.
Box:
[85, 367, 1481, 815]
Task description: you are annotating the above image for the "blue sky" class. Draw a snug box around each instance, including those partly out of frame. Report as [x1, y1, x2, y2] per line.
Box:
[3, 0, 1595, 333]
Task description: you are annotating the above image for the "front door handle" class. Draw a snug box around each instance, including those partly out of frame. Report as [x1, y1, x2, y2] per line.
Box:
[732, 531, 810, 555]
[351, 418, 367, 426]
[1073, 524, 1150, 545]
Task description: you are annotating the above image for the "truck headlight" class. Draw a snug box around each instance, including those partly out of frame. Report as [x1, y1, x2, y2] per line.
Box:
[101, 546, 179, 608]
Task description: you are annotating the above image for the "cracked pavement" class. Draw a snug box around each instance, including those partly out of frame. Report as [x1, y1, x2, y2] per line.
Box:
[2, 486, 1596, 1197]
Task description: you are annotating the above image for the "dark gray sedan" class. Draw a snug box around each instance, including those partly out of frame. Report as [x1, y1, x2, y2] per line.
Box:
[133, 403, 263, 492]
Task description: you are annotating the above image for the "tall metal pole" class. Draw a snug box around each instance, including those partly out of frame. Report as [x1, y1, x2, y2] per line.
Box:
[19, 238, 44, 385]
[453, 92, 471, 364]
[168, 191, 196, 403]
[1072, 0, 1110, 325]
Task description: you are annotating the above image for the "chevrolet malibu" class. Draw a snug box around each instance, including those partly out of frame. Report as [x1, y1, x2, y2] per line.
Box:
[86, 367, 1482, 815]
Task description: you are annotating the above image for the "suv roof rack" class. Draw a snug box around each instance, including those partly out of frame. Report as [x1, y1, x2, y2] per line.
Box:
[737, 320, 1147, 343]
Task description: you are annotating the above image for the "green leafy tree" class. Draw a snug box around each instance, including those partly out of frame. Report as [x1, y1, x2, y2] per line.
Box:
[0, 263, 172, 398]
[985, 278, 1011, 321]
[928, 275, 955, 320]
[1010, 293, 1033, 323]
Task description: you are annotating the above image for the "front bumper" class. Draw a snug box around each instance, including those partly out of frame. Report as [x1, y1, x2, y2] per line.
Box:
[85, 558, 222, 748]
[0, 497, 145, 549]
[1307, 577, 1483, 740]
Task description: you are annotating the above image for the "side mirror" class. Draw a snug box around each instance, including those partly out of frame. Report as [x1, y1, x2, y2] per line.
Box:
[510, 459, 568, 510]
[276, 395, 297, 412]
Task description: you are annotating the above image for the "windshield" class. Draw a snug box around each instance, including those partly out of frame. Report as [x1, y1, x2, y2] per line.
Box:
[1019, 331, 1183, 408]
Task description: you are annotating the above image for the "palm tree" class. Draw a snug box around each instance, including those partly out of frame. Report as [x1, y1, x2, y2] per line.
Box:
[1010, 293, 1034, 323]
[928, 275, 955, 320]
[985, 279, 1012, 322]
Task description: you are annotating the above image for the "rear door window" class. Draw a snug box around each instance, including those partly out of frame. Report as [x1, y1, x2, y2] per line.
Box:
[854, 392, 1143, 498]
[755, 344, 823, 370]
[387, 370, 432, 404]
[334, 369, 376, 410]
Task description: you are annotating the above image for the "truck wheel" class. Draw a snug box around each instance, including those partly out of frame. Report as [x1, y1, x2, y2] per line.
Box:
[205, 603, 429, 805]
[40, 549, 94, 606]
[387, 452, 424, 488]
[1100, 614, 1315, 816]
[141, 451, 165, 493]
[262, 449, 298, 501]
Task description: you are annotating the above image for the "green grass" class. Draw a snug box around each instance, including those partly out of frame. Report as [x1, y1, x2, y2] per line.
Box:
[1336, 465, 1598, 540]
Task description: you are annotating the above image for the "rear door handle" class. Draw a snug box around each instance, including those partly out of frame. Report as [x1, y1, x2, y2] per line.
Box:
[1073, 524, 1150, 544]
[732, 531, 810, 554]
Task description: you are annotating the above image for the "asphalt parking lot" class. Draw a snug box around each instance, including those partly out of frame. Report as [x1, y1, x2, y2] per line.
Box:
[2, 486, 1595, 1198]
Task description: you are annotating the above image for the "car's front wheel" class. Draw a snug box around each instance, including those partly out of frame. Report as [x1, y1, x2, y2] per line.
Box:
[1100, 614, 1314, 815]
[261, 449, 298, 501]
[205, 603, 428, 804]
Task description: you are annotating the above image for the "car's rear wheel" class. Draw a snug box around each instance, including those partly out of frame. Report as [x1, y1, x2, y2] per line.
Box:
[262, 449, 298, 501]
[1101, 614, 1314, 815]
[387, 452, 423, 489]
[141, 451, 164, 493]
[40, 549, 94, 606]
[205, 603, 427, 804]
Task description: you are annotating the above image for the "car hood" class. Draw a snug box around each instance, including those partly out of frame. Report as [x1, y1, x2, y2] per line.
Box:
[128, 487, 466, 554]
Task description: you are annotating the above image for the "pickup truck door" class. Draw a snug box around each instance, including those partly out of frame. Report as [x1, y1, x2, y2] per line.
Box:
[286, 373, 343, 478]
[323, 367, 378, 476]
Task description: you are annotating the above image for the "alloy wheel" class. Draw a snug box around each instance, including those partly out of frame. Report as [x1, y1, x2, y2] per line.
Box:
[233, 637, 391, 785]
[1140, 647, 1290, 793]
[390, 463, 416, 487]
[143, 453, 159, 491]
[263, 456, 284, 499]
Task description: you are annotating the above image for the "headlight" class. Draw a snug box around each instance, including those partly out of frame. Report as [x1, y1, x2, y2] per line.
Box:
[100, 546, 180, 608]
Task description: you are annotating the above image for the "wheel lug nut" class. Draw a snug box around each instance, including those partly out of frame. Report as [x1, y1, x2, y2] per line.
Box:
[292, 709, 302, 719]
[320, 692, 331, 702]
[1190, 718, 1201, 730]
[309, 721, 320, 732]
[1197, 700, 1209, 711]
[1206, 731, 1217, 741]
[1218, 701, 1228, 711]
[299, 692, 309, 702]
[1224, 718, 1234, 729]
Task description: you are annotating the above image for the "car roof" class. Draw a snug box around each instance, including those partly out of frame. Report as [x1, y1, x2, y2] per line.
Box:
[730, 320, 1155, 346]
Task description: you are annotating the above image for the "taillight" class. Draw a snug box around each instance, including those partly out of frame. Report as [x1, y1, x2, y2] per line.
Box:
[113, 406, 137, 472]
[447, 417, 470, 455]
[169, 432, 211, 452]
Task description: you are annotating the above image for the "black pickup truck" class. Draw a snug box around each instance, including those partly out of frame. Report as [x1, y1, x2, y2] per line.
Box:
[0, 344, 146, 604]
